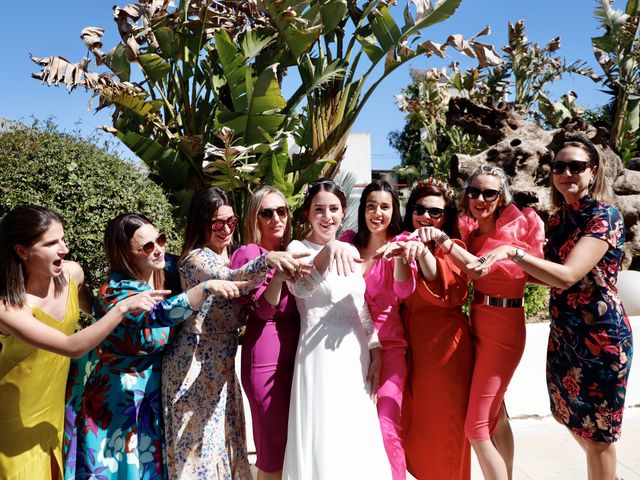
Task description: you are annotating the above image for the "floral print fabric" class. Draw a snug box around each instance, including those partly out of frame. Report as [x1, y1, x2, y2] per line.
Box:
[64, 256, 195, 479]
[545, 195, 633, 443]
[162, 247, 268, 479]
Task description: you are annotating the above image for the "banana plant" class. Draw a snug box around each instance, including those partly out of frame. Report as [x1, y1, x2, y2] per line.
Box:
[592, 0, 640, 161]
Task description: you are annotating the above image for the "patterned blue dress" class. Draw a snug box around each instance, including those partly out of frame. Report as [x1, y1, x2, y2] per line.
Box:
[545, 195, 633, 443]
[64, 256, 196, 479]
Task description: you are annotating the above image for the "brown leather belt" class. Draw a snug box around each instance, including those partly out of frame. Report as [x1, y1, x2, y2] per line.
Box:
[472, 291, 523, 308]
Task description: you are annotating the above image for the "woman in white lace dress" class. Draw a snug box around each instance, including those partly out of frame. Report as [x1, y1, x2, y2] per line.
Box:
[283, 179, 392, 479]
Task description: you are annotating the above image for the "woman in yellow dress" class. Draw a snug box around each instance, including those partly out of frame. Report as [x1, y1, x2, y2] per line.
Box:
[0, 205, 164, 479]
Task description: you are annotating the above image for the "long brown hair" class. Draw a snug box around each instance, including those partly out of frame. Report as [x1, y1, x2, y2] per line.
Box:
[0, 205, 67, 309]
[104, 213, 164, 288]
[551, 135, 612, 208]
[180, 187, 234, 263]
[244, 186, 292, 249]
[403, 182, 460, 238]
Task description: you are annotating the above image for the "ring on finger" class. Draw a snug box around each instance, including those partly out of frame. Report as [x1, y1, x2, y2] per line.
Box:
[478, 256, 486, 264]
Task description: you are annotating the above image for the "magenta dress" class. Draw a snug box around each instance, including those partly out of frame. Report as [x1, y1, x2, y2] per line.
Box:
[341, 231, 416, 480]
[230, 244, 300, 473]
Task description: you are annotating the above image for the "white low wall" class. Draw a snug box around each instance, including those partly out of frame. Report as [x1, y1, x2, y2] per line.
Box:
[238, 317, 640, 453]
[506, 316, 640, 418]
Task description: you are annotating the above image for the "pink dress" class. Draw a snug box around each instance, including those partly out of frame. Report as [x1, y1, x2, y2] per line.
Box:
[341, 231, 416, 480]
[459, 205, 544, 440]
[230, 245, 299, 473]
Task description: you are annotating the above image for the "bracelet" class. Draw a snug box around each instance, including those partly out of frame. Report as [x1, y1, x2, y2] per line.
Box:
[435, 231, 450, 245]
[203, 282, 211, 296]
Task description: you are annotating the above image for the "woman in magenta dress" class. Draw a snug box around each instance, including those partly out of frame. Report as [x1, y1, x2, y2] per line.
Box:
[340, 180, 415, 479]
[230, 186, 306, 480]
[423, 166, 544, 479]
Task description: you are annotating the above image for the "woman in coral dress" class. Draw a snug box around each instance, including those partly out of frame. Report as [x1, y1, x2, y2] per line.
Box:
[339, 179, 414, 480]
[230, 186, 307, 480]
[283, 179, 391, 480]
[473, 136, 633, 479]
[398, 179, 474, 480]
[427, 166, 544, 480]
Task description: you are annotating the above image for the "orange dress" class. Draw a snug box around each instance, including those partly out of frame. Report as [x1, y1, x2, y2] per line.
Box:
[401, 240, 474, 480]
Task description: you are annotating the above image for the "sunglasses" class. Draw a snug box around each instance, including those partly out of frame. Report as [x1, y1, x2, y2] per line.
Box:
[550, 160, 592, 175]
[212, 216, 239, 232]
[412, 205, 445, 218]
[258, 206, 289, 220]
[466, 187, 501, 202]
[134, 233, 167, 255]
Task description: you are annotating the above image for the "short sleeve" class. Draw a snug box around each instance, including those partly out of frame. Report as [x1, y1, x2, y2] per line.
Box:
[584, 204, 623, 249]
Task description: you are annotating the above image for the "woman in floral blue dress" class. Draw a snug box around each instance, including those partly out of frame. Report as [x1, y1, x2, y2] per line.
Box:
[65, 213, 247, 479]
[471, 136, 633, 480]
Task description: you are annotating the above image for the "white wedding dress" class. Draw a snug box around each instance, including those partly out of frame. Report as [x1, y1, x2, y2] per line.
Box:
[283, 240, 392, 480]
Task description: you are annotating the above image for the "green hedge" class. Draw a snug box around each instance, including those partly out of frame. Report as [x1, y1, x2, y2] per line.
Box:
[0, 124, 178, 294]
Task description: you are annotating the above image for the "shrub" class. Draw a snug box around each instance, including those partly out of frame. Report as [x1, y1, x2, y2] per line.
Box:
[0, 123, 178, 295]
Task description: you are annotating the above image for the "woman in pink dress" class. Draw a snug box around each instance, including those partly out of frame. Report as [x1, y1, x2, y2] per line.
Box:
[421, 166, 544, 480]
[340, 180, 415, 479]
[230, 186, 307, 480]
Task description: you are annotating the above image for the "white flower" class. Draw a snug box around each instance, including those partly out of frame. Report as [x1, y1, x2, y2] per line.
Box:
[121, 373, 138, 390]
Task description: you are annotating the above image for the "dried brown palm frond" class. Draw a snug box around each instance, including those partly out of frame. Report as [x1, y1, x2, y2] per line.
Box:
[186, 0, 273, 40]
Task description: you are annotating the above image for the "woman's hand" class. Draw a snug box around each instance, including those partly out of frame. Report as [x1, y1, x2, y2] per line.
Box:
[205, 280, 250, 300]
[117, 289, 171, 314]
[400, 240, 428, 264]
[326, 241, 363, 276]
[371, 241, 406, 260]
[265, 251, 312, 279]
[466, 244, 516, 274]
[410, 226, 445, 244]
[367, 347, 382, 402]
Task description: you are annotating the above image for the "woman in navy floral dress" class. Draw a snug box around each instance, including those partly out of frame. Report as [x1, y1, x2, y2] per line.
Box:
[471, 136, 633, 479]
[65, 213, 247, 479]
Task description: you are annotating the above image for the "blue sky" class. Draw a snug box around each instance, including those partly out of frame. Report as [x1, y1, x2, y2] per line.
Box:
[1, 1, 612, 169]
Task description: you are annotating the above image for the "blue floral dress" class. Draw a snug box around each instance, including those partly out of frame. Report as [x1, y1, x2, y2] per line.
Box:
[545, 195, 633, 443]
[64, 256, 196, 479]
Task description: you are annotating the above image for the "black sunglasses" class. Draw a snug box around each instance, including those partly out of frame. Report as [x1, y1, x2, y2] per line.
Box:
[466, 186, 501, 202]
[412, 205, 445, 218]
[550, 160, 592, 175]
[134, 233, 167, 255]
[258, 206, 289, 220]
[212, 216, 239, 232]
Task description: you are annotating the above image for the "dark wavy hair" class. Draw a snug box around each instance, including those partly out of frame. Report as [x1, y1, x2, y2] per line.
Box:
[301, 178, 347, 238]
[180, 187, 234, 263]
[353, 180, 402, 247]
[0, 205, 67, 309]
[402, 183, 459, 238]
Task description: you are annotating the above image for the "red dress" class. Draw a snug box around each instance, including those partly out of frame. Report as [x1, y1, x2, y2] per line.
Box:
[401, 240, 474, 480]
[460, 205, 545, 440]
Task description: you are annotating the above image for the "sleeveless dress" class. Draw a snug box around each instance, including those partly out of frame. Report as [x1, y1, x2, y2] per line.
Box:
[0, 275, 79, 479]
[282, 240, 392, 480]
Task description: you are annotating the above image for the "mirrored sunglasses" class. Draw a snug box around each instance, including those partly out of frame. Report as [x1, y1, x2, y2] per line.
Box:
[258, 206, 289, 220]
[412, 205, 445, 218]
[550, 160, 592, 175]
[212, 216, 239, 231]
[135, 233, 167, 255]
[466, 187, 501, 202]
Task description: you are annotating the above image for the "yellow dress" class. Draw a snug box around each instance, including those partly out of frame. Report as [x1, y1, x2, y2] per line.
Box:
[0, 276, 79, 479]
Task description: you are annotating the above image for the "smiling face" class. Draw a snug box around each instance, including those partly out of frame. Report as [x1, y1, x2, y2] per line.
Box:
[129, 223, 166, 279]
[307, 190, 344, 244]
[257, 192, 289, 249]
[552, 146, 595, 203]
[208, 205, 236, 254]
[467, 174, 504, 224]
[364, 190, 393, 236]
[411, 195, 446, 230]
[17, 221, 69, 279]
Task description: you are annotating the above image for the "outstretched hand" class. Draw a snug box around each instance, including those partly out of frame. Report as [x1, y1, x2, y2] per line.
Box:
[266, 251, 312, 279]
[327, 241, 364, 276]
[371, 241, 406, 260]
[408, 226, 445, 244]
[466, 244, 515, 275]
[205, 280, 251, 300]
[119, 289, 171, 314]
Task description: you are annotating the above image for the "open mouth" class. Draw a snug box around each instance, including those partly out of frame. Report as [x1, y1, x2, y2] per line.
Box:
[416, 220, 433, 227]
[53, 259, 63, 268]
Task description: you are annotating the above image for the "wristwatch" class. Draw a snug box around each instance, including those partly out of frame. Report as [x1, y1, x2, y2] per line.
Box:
[512, 248, 525, 264]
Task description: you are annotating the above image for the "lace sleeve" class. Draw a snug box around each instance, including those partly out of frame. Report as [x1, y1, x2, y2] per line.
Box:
[285, 240, 326, 298]
[357, 292, 381, 349]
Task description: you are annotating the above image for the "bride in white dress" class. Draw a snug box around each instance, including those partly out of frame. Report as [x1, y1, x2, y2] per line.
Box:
[283, 179, 392, 480]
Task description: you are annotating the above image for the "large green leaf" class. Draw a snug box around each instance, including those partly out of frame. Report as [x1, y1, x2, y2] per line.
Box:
[215, 30, 249, 112]
[403, 0, 463, 39]
[261, 0, 323, 59]
[138, 53, 171, 83]
[105, 44, 131, 82]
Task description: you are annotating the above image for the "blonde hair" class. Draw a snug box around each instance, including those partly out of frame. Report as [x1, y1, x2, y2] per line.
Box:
[244, 186, 292, 249]
[551, 137, 613, 208]
[458, 164, 513, 217]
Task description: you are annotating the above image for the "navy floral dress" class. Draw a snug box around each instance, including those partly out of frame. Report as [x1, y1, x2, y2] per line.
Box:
[64, 255, 196, 479]
[545, 195, 633, 443]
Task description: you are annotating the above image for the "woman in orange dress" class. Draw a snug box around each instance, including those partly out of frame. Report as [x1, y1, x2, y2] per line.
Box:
[398, 179, 474, 480]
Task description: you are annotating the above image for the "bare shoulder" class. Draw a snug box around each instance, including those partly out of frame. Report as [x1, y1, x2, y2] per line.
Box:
[64, 260, 85, 285]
